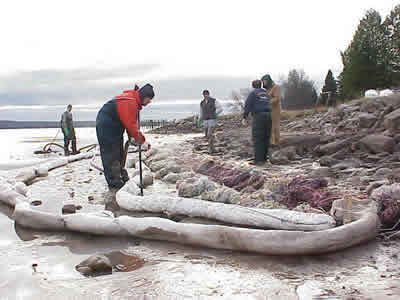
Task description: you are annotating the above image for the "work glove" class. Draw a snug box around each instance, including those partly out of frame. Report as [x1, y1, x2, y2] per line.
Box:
[129, 137, 138, 146]
[241, 119, 248, 127]
[142, 142, 151, 151]
[129, 132, 146, 145]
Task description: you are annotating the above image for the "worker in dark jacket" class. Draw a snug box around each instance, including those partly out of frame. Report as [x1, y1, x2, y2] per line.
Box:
[61, 104, 78, 156]
[96, 84, 154, 190]
[243, 80, 272, 165]
[200, 90, 223, 153]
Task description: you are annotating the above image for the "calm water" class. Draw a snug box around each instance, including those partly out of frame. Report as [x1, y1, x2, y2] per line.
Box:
[0, 127, 98, 165]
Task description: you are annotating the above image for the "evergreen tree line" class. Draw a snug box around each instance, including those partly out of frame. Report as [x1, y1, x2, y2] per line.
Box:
[339, 5, 400, 99]
[279, 5, 400, 109]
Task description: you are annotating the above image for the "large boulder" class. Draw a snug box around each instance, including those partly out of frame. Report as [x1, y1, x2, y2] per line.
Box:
[358, 113, 377, 128]
[132, 171, 154, 187]
[360, 99, 384, 113]
[384, 108, 400, 135]
[310, 167, 335, 178]
[201, 187, 241, 204]
[75, 255, 112, 277]
[177, 176, 217, 198]
[359, 134, 395, 154]
[279, 135, 321, 152]
[162, 173, 181, 184]
[318, 139, 348, 156]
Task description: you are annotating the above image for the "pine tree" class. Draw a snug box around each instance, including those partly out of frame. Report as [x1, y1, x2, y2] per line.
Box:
[321, 70, 337, 105]
[383, 5, 400, 85]
[340, 9, 388, 98]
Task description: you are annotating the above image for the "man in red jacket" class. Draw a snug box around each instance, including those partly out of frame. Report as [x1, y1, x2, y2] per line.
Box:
[96, 84, 154, 190]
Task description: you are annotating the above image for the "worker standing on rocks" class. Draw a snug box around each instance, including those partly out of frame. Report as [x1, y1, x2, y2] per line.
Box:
[60, 104, 78, 156]
[262, 74, 281, 145]
[96, 84, 154, 191]
[200, 90, 223, 154]
[242, 80, 272, 166]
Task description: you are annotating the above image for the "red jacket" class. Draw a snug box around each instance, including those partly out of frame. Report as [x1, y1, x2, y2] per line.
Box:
[114, 89, 145, 144]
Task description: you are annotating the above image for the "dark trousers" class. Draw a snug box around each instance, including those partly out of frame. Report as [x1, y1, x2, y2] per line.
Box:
[97, 134, 129, 190]
[63, 128, 77, 155]
[252, 112, 272, 162]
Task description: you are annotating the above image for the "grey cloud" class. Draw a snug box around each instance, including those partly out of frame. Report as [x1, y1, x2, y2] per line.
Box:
[0, 64, 159, 105]
[0, 65, 253, 106]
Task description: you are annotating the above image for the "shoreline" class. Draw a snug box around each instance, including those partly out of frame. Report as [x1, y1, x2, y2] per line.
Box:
[1, 97, 400, 298]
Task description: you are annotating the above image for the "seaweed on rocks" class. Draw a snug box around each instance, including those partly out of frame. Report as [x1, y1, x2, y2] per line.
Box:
[274, 177, 340, 210]
[195, 160, 264, 192]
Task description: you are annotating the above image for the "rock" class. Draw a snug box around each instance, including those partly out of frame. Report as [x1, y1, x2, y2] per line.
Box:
[270, 150, 290, 165]
[330, 148, 349, 160]
[155, 167, 169, 179]
[178, 176, 216, 198]
[366, 180, 387, 195]
[149, 160, 168, 172]
[132, 171, 153, 187]
[384, 108, 400, 135]
[280, 146, 298, 160]
[375, 168, 393, 178]
[279, 135, 321, 152]
[348, 176, 361, 186]
[149, 152, 171, 163]
[360, 176, 372, 185]
[75, 255, 112, 277]
[358, 113, 378, 128]
[332, 159, 361, 170]
[360, 99, 383, 112]
[201, 187, 241, 204]
[363, 154, 383, 163]
[88, 195, 94, 201]
[62, 204, 76, 214]
[359, 134, 395, 154]
[310, 167, 334, 178]
[163, 173, 181, 184]
[318, 139, 348, 156]
[394, 134, 400, 144]
[319, 156, 340, 167]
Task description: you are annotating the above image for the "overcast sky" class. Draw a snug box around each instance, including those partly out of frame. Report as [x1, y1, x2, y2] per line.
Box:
[0, 0, 399, 109]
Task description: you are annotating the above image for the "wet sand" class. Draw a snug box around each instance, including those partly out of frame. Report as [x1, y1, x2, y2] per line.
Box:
[1, 133, 400, 299]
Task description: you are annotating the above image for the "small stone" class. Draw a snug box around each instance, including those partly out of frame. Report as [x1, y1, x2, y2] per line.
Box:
[75, 255, 112, 277]
[88, 196, 94, 201]
[62, 204, 76, 214]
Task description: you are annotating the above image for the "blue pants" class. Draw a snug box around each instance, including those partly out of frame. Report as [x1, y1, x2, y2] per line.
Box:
[252, 112, 272, 162]
[96, 130, 129, 190]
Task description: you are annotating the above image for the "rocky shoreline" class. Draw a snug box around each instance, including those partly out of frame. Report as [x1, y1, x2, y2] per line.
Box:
[150, 94, 400, 228]
[1, 95, 400, 299]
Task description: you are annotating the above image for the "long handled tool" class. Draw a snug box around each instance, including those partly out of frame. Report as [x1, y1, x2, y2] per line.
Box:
[137, 111, 144, 196]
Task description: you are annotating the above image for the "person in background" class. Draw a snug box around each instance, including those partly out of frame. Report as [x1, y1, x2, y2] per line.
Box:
[200, 90, 223, 154]
[242, 80, 272, 166]
[261, 74, 281, 145]
[60, 104, 78, 156]
[96, 84, 154, 191]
